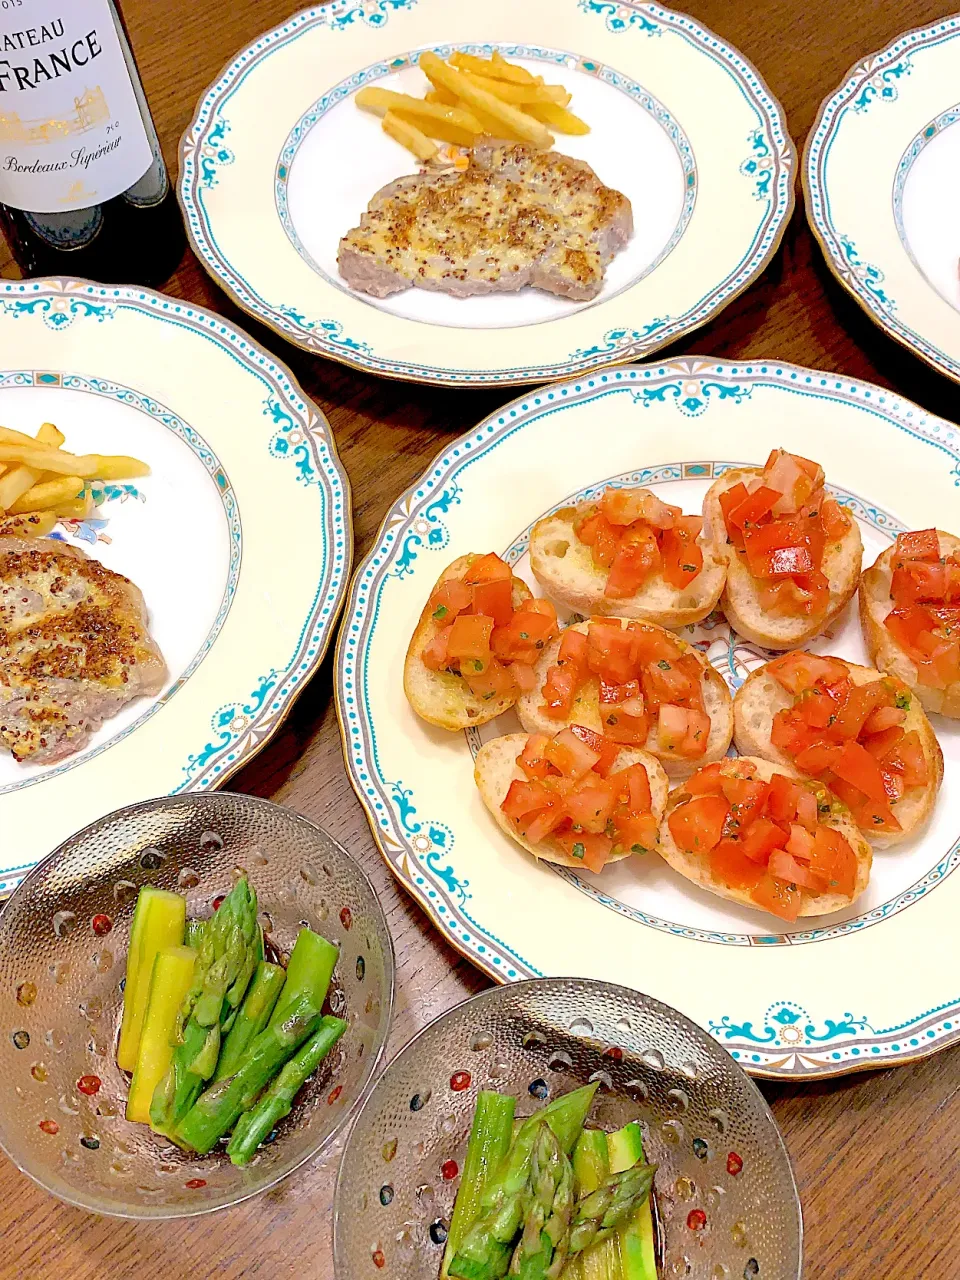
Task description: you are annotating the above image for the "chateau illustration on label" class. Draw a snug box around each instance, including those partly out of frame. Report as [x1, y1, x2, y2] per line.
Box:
[0, 86, 109, 147]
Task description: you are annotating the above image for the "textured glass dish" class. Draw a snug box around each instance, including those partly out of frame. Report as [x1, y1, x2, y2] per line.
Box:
[0, 791, 394, 1218]
[334, 979, 801, 1280]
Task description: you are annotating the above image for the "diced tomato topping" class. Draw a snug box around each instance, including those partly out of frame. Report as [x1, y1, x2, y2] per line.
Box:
[739, 817, 788, 864]
[570, 724, 622, 776]
[564, 782, 619, 834]
[684, 762, 726, 795]
[750, 875, 802, 922]
[554, 829, 615, 873]
[862, 726, 905, 760]
[862, 705, 906, 735]
[491, 605, 558, 664]
[785, 822, 816, 861]
[422, 625, 452, 672]
[600, 487, 676, 529]
[429, 578, 474, 622]
[570, 487, 705, 596]
[447, 615, 493, 661]
[895, 529, 940, 563]
[884, 730, 929, 787]
[614, 811, 659, 854]
[661, 516, 704, 589]
[710, 839, 767, 890]
[767, 651, 850, 695]
[792, 741, 842, 774]
[575, 510, 619, 568]
[768, 849, 827, 893]
[463, 553, 512, 584]
[820, 499, 850, 540]
[884, 530, 960, 689]
[599, 679, 649, 744]
[765, 772, 805, 823]
[604, 524, 661, 598]
[518, 734, 552, 781]
[503, 778, 556, 823]
[463, 657, 515, 702]
[809, 825, 857, 897]
[617, 762, 653, 814]
[469, 579, 513, 627]
[727, 485, 780, 531]
[667, 795, 728, 855]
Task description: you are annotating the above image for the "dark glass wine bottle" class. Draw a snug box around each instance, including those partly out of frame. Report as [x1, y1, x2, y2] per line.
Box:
[0, 0, 185, 286]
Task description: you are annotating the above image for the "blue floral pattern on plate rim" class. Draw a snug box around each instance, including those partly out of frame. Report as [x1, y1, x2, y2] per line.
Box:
[805, 15, 960, 386]
[0, 278, 352, 896]
[337, 357, 960, 1078]
[273, 40, 699, 313]
[178, 0, 795, 386]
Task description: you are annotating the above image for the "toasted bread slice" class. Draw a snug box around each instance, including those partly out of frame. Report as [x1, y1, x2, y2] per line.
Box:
[860, 531, 960, 719]
[528, 505, 725, 626]
[658, 756, 873, 917]
[475, 732, 669, 869]
[404, 554, 533, 731]
[702, 468, 863, 649]
[733, 658, 943, 847]
[515, 618, 733, 778]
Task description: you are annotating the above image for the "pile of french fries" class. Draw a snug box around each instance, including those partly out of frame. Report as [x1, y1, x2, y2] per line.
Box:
[0, 422, 149, 539]
[355, 50, 588, 164]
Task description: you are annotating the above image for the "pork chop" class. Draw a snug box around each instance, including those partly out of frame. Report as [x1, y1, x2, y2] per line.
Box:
[0, 537, 167, 765]
[338, 141, 633, 302]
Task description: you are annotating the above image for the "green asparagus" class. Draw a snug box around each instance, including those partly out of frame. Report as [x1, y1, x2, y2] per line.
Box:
[149, 877, 259, 1133]
[225, 1014, 346, 1164]
[572, 1131, 609, 1199]
[510, 1125, 574, 1280]
[523, 1082, 599, 1156]
[564, 1164, 656, 1258]
[184, 919, 206, 950]
[443, 1092, 517, 1278]
[174, 993, 321, 1154]
[215, 960, 285, 1081]
[267, 928, 338, 1030]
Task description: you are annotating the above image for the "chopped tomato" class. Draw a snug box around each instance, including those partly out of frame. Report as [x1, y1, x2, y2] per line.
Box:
[511, 663, 539, 693]
[831, 740, 889, 804]
[469, 578, 514, 627]
[808, 825, 857, 897]
[795, 788, 819, 833]
[895, 529, 940, 563]
[600, 487, 676, 529]
[862, 704, 906, 735]
[463, 552, 512, 584]
[767, 651, 850, 695]
[785, 822, 816, 861]
[727, 485, 780, 530]
[885, 730, 929, 787]
[710, 839, 767, 890]
[891, 561, 948, 606]
[743, 520, 816, 579]
[661, 516, 704, 589]
[642, 653, 702, 708]
[615, 762, 653, 814]
[570, 724, 622, 776]
[463, 657, 515, 702]
[793, 741, 843, 774]
[491, 606, 557, 664]
[564, 782, 619, 834]
[447, 614, 493, 661]
[599, 679, 649, 744]
[604, 525, 661, 598]
[862, 726, 905, 760]
[587, 621, 638, 685]
[554, 829, 615, 873]
[613, 811, 659, 854]
[764, 449, 824, 511]
[820, 498, 850, 540]
[422, 625, 452, 672]
[548, 727, 603, 778]
[719, 482, 750, 551]
[575, 510, 619, 568]
[684, 762, 726, 795]
[667, 795, 728, 855]
[766, 772, 804, 823]
[739, 817, 788, 864]
[518, 734, 551, 780]
[768, 849, 827, 893]
[502, 779, 556, 823]
[658, 706, 710, 758]
[750, 875, 802, 922]
[429, 578, 474, 622]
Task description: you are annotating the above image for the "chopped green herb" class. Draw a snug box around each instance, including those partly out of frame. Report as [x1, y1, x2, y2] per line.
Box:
[630, 844, 648, 854]
[895, 691, 911, 710]
[682, 564, 697, 573]
[473, 660, 484, 672]
[568, 613, 585, 625]
[519, 631, 529, 640]
[657, 659, 671, 670]
[432, 604, 448, 620]
[605, 820, 617, 838]
[606, 715, 619, 725]
[572, 842, 586, 859]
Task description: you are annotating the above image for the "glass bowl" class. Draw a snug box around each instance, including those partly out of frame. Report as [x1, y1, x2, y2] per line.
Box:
[0, 791, 395, 1218]
[334, 978, 801, 1280]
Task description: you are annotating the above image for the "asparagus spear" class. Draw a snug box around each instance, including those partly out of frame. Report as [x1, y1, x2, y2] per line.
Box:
[557, 1164, 656, 1269]
[126, 946, 197, 1124]
[215, 961, 286, 1081]
[117, 887, 186, 1072]
[149, 877, 259, 1133]
[225, 1015, 346, 1164]
[510, 1125, 574, 1280]
[526, 1082, 599, 1156]
[569, 1133, 619, 1280]
[184, 919, 206, 950]
[267, 927, 338, 1030]
[174, 993, 321, 1154]
[605, 1125, 656, 1280]
[220, 922, 264, 1036]
[443, 1092, 517, 1278]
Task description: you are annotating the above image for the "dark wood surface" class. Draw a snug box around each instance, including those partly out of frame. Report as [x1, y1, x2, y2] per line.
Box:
[2, 1, 959, 1276]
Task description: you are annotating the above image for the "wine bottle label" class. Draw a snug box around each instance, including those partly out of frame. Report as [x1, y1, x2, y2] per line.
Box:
[0, 0, 153, 214]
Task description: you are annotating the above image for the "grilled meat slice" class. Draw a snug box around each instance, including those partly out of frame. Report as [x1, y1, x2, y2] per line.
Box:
[0, 537, 166, 765]
[338, 141, 633, 301]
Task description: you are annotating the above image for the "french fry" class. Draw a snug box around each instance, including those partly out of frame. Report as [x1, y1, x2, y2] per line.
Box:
[424, 86, 459, 106]
[450, 50, 540, 86]
[37, 422, 64, 447]
[54, 495, 95, 521]
[0, 423, 67, 511]
[9, 474, 85, 514]
[0, 443, 149, 480]
[381, 110, 438, 162]
[0, 425, 47, 447]
[524, 101, 590, 135]
[0, 510, 58, 538]
[355, 86, 482, 133]
[458, 70, 570, 106]
[418, 53, 553, 149]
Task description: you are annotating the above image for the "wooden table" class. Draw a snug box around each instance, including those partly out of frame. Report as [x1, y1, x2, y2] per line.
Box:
[2, 0, 959, 1275]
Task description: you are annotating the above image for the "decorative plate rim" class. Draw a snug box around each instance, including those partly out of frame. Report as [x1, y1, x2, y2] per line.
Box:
[802, 13, 960, 387]
[335, 355, 960, 1081]
[176, 0, 797, 389]
[0, 274, 354, 891]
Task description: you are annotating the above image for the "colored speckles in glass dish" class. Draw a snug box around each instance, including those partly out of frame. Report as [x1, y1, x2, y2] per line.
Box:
[727, 1151, 744, 1177]
[80, 1135, 100, 1151]
[356, 955, 366, 981]
[429, 1219, 449, 1245]
[449, 1071, 471, 1092]
[372, 1248, 386, 1269]
[328, 1085, 343, 1105]
[687, 1209, 707, 1231]
[440, 1159, 459, 1181]
[409, 1088, 431, 1111]
[38, 1119, 59, 1135]
[340, 906, 353, 930]
[692, 1137, 709, 1160]
[382, 1137, 397, 1162]
[731, 1221, 749, 1249]
[76, 1074, 101, 1096]
[12, 1030, 29, 1049]
[379, 1184, 394, 1206]
[211, 894, 225, 911]
[528, 1078, 549, 1100]
[602, 1045, 623, 1061]
[30, 1063, 47, 1082]
[91, 913, 113, 937]
[139, 849, 163, 871]
[675, 1175, 695, 1200]
[16, 981, 37, 1006]
[185, 1178, 207, 1189]
[743, 1262, 760, 1278]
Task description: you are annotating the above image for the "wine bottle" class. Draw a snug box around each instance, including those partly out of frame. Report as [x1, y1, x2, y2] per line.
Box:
[0, 0, 185, 286]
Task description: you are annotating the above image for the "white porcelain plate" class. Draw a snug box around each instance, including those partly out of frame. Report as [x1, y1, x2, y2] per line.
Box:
[337, 357, 960, 1080]
[179, 0, 794, 387]
[0, 278, 351, 894]
[806, 14, 960, 385]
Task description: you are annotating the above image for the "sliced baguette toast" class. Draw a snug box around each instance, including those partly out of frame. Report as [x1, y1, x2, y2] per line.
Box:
[404, 554, 533, 731]
[475, 732, 669, 869]
[702, 467, 863, 649]
[733, 658, 942, 847]
[516, 618, 733, 778]
[658, 756, 873, 917]
[528, 505, 725, 626]
[860, 531, 960, 719]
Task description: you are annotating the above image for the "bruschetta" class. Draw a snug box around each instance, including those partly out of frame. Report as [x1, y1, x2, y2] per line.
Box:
[528, 485, 725, 626]
[860, 528, 960, 719]
[404, 552, 559, 730]
[733, 651, 942, 847]
[516, 616, 733, 778]
[702, 448, 863, 649]
[658, 756, 873, 922]
[475, 725, 669, 872]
